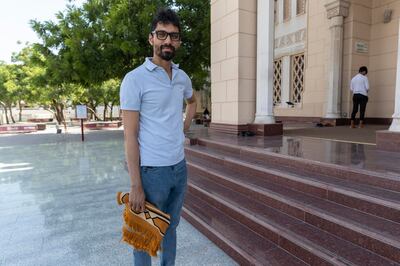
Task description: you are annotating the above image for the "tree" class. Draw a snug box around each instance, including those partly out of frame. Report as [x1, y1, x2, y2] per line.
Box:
[11, 46, 46, 121]
[23, 0, 210, 125]
[100, 78, 120, 120]
[173, 0, 210, 91]
[30, 0, 210, 87]
[11, 44, 73, 125]
[0, 63, 13, 124]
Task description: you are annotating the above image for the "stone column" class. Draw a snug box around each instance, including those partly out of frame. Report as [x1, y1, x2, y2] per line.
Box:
[281, 56, 291, 107]
[324, 0, 350, 119]
[250, 0, 283, 136]
[376, 19, 400, 151]
[389, 18, 400, 132]
[254, 0, 275, 124]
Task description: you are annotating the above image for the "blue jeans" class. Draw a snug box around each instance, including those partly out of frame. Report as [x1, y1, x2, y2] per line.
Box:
[133, 159, 187, 266]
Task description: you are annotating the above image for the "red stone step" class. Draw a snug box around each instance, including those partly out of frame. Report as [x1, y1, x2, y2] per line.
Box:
[186, 177, 398, 266]
[185, 145, 400, 223]
[183, 193, 308, 266]
[187, 161, 400, 263]
[0, 124, 37, 134]
[84, 121, 122, 130]
[194, 138, 400, 193]
[27, 118, 53, 123]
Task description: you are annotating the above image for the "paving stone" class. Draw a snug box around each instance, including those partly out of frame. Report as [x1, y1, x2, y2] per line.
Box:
[0, 130, 235, 266]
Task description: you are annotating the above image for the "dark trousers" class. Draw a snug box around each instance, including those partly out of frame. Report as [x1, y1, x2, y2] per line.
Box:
[351, 93, 368, 121]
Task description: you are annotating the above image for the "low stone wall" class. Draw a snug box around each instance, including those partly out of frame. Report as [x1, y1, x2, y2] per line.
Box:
[0, 124, 38, 134]
[84, 121, 122, 130]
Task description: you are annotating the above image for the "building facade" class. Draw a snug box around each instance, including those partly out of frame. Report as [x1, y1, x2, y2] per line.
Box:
[210, 0, 400, 134]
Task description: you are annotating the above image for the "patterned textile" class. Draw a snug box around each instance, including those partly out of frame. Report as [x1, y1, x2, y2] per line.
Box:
[117, 192, 171, 256]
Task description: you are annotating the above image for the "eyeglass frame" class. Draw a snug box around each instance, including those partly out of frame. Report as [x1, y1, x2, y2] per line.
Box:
[151, 30, 181, 41]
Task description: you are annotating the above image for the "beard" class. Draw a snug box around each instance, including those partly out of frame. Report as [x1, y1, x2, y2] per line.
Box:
[158, 44, 176, 61]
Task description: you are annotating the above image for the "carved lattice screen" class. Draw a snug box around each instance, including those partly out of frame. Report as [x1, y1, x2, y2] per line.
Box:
[273, 59, 282, 106]
[291, 54, 305, 104]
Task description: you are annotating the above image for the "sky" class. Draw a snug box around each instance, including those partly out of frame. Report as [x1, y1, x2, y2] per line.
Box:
[0, 0, 85, 63]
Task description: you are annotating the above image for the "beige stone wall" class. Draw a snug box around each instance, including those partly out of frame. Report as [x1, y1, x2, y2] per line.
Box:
[211, 0, 399, 123]
[274, 0, 400, 118]
[367, 0, 399, 118]
[276, 0, 400, 119]
[211, 0, 257, 125]
[341, 0, 400, 119]
[274, 0, 332, 117]
[341, 0, 372, 118]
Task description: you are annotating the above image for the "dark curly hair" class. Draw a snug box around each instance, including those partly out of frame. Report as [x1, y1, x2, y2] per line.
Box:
[151, 8, 181, 32]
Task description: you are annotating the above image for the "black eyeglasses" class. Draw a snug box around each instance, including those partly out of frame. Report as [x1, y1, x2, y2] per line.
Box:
[151, 30, 181, 41]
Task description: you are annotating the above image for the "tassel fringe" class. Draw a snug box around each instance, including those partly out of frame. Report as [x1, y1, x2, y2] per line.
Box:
[121, 204, 163, 257]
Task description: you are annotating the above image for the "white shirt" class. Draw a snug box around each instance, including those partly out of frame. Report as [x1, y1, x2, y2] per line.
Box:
[350, 73, 369, 96]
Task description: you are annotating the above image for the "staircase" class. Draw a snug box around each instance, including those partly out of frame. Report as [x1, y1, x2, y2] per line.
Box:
[182, 137, 400, 265]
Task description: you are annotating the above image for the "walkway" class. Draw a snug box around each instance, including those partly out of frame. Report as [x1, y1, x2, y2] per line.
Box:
[0, 130, 236, 266]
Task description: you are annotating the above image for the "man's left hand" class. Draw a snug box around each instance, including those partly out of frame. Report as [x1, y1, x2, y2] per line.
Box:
[184, 120, 191, 132]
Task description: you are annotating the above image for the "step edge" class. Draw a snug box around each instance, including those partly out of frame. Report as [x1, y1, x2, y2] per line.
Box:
[195, 138, 400, 182]
[187, 184, 352, 266]
[182, 206, 261, 266]
[189, 149, 400, 210]
[188, 162, 400, 249]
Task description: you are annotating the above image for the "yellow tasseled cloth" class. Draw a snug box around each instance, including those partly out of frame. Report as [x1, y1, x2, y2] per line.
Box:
[116, 192, 171, 256]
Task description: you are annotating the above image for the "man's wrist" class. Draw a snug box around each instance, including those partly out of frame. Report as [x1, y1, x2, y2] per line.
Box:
[130, 181, 142, 188]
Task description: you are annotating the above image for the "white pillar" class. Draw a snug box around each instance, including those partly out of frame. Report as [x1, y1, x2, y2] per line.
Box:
[324, 0, 349, 118]
[389, 18, 400, 132]
[281, 56, 291, 105]
[254, 0, 276, 124]
[278, 0, 284, 24]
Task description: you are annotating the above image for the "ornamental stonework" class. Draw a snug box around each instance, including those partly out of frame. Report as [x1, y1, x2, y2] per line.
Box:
[274, 29, 306, 49]
[325, 0, 350, 19]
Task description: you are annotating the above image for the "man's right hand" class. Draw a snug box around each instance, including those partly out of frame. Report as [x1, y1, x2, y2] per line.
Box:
[129, 183, 146, 213]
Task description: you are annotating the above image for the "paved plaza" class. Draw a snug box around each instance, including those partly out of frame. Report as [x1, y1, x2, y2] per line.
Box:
[0, 129, 236, 266]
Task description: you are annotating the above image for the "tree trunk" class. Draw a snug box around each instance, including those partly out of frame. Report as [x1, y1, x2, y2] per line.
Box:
[87, 105, 100, 121]
[8, 104, 15, 123]
[60, 104, 67, 131]
[0, 102, 9, 124]
[18, 100, 23, 122]
[109, 104, 114, 120]
[94, 105, 99, 121]
[5, 109, 9, 124]
[103, 103, 108, 121]
[91, 101, 97, 120]
[52, 100, 65, 125]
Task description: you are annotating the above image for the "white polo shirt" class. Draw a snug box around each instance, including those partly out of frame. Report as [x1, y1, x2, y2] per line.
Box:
[350, 73, 369, 96]
[120, 58, 193, 166]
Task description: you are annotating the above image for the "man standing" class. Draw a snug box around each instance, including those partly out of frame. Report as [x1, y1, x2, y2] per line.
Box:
[350, 66, 369, 128]
[119, 8, 197, 266]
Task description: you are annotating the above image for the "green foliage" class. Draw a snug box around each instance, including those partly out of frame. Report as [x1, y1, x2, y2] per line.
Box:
[3, 0, 210, 122]
[0, 63, 12, 105]
[173, 0, 210, 90]
[29, 0, 210, 87]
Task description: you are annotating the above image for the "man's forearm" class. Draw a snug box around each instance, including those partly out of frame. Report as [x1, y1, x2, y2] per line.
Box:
[124, 134, 141, 187]
[184, 101, 197, 129]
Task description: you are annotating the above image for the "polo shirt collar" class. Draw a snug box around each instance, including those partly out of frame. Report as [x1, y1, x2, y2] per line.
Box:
[145, 57, 179, 71]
